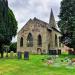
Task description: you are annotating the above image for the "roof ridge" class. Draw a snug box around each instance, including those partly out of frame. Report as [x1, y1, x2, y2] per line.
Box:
[18, 18, 33, 34]
[33, 17, 49, 25]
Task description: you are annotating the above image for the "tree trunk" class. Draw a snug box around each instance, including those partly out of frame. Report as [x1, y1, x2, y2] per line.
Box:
[1, 51, 3, 58]
[0, 46, 4, 58]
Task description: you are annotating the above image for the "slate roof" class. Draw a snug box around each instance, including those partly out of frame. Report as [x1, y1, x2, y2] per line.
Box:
[18, 17, 61, 34]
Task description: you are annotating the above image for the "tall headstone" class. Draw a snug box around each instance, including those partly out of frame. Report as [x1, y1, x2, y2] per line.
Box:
[24, 51, 29, 60]
[17, 52, 22, 59]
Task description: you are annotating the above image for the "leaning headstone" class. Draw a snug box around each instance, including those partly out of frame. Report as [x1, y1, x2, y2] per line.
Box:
[10, 51, 14, 58]
[17, 52, 22, 59]
[24, 51, 29, 60]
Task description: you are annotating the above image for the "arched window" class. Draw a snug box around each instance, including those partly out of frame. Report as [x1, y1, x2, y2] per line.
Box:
[20, 37, 23, 47]
[27, 33, 33, 47]
[38, 35, 42, 46]
[55, 34, 58, 47]
[48, 44, 50, 50]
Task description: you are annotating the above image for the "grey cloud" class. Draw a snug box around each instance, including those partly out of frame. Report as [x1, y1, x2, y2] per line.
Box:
[8, 0, 62, 42]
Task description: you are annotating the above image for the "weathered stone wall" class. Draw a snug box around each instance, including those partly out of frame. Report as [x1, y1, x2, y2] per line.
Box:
[17, 19, 62, 54]
[50, 28, 62, 50]
[17, 20, 49, 54]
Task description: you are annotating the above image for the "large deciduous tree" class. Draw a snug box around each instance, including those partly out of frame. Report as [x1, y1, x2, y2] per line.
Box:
[58, 0, 75, 49]
[0, 0, 17, 58]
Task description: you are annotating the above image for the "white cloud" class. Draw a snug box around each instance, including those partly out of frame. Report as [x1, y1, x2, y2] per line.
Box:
[8, 0, 62, 42]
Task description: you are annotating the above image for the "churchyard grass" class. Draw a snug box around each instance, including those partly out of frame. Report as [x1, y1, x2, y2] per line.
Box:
[0, 54, 75, 75]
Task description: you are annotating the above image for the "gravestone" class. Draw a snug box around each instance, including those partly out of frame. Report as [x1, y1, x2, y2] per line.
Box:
[24, 51, 29, 60]
[17, 52, 22, 59]
[48, 50, 57, 55]
[10, 51, 14, 58]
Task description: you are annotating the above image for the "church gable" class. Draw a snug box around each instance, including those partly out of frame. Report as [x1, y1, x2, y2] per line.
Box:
[33, 17, 49, 28]
[18, 17, 50, 35]
[18, 9, 61, 38]
[18, 19, 34, 34]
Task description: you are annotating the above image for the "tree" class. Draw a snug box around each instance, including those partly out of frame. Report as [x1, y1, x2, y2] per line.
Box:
[9, 42, 17, 53]
[58, 0, 75, 49]
[5, 8, 17, 44]
[0, 0, 17, 58]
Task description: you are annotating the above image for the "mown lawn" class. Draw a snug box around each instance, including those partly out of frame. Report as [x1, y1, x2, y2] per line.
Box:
[0, 55, 75, 75]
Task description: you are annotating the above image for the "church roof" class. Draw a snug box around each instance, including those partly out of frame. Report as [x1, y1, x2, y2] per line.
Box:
[18, 9, 61, 34]
[33, 17, 49, 26]
[33, 17, 52, 30]
[18, 17, 61, 34]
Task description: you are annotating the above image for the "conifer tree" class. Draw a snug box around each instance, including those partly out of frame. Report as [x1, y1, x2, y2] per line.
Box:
[0, 0, 17, 58]
[58, 0, 75, 49]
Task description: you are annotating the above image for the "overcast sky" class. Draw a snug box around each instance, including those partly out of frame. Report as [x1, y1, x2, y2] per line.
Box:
[8, 0, 62, 42]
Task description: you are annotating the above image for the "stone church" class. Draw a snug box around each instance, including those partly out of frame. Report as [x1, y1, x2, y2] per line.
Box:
[17, 9, 62, 54]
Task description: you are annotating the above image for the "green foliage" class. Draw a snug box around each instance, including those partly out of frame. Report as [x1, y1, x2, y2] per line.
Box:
[9, 42, 17, 52]
[8, 9, 17, 38]
[58, 0, 75, 32]
[0, 34, 4, 46]
[0, 0, 17, 58]
[58, 0, 75, 48]
[0, 0, 17, 45]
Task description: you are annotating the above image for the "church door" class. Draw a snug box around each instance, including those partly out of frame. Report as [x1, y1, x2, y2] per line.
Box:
[37, 48, 42, 54]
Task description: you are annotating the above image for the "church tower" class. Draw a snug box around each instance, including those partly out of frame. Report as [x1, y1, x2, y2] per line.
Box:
[49, 8, 57, 29]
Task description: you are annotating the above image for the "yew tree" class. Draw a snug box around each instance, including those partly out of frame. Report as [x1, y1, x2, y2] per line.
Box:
[0, 0, 17, 57]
